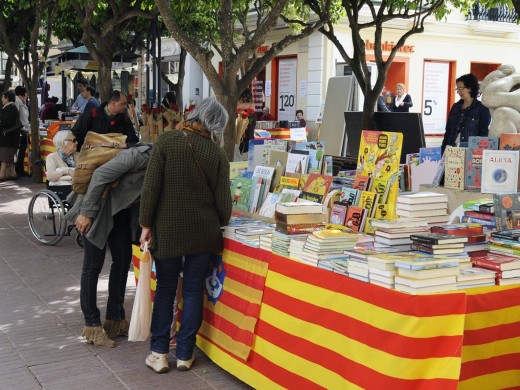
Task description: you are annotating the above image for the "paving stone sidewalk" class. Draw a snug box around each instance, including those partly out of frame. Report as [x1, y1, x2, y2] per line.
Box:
[0, 177, 251, 390]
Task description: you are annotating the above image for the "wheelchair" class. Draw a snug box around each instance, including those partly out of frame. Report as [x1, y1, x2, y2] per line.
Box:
[27, 184, 83, 247]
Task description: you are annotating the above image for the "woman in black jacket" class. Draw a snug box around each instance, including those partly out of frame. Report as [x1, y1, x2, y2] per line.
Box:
[441, 73, 491, 154]
[0, 90, 21, 181]
[389, 83, 413, 112]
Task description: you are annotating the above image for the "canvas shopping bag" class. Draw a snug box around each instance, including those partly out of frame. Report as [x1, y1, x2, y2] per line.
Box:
[72, 131, 127, 193]
[128, 243, 153, 342]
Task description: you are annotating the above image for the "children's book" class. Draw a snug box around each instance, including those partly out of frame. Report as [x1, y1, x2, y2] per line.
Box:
[294, 141, 326, 174]
[443, 146, 466, 190]
[285, 150, 310, 174]
[247, 139, 265, 172]
[299, 173, 333, 203]
[355, 130, 403, 220]
[249, 166, 276, 213]
[419, 146, 442, 164]
[231, 176, 253, 212]
[338, 187, 360, 205]
[329, 203, 348, 226]
[468, 136, 499, 150]
[499, 133, 520, 191]
[267, 150, 289, 192]
[481, 150, 519, 194]
[493, 193, 520, 231]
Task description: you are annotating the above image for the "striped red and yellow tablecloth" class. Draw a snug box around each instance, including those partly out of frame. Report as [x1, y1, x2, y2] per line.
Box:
[198, 240, 520, 389]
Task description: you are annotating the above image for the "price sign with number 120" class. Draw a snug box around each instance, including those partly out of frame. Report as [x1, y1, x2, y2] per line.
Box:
[277, 58, 297, 122]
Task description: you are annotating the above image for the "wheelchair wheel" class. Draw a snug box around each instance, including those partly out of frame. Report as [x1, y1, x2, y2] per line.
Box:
[28, 190, 68, 245]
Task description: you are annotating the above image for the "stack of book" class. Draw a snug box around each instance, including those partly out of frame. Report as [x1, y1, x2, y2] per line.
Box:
[460, 199, 495, 230]
[370, 217, 429, 251]
[259, 234, 272, 252]
[288, 235, 310, 262]
[395, 192, 450, 225]
[223, 217, 270, 240]
[409, 233, 468, 256]
[301, 229, 361, 270]
[471, 250, 520, 286]
[274, 201, 326, 234]
[393, 253, 464, 294]
[456, 267, 497, 289]
[234, 226, 275, 248]
[430, 223, 489, 255]
[345, 249, 411, 288]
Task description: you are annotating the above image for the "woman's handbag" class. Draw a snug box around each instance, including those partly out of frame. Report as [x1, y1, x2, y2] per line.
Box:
[72, 131, 127, 193]
[2, 117, 23, 136]
[128, 243, 153, 342]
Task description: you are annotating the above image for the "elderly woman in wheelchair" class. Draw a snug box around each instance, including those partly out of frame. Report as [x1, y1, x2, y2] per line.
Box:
[27, 130, 80, 245]
[45, 130, 78, 197]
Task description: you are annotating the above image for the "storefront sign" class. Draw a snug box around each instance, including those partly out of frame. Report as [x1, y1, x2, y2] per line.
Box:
[422, 61, 450, 134]
[365, 40, 415, 53]
[277, 58, 297, 121]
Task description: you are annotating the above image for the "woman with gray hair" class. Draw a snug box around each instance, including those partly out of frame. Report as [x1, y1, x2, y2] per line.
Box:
[45, 130, 78, 190]
[139, 97, 232, 373]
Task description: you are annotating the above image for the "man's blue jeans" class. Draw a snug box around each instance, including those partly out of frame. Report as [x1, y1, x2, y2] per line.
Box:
[80, 209, 132, 326]
[150, 253, 211, 360]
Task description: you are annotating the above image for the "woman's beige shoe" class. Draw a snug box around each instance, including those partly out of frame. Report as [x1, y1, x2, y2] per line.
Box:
[83, 326, 116, 348]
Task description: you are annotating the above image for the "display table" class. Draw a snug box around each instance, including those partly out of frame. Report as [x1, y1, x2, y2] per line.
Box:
[197, 239, 520, 389]
[266, 127, 308, 140]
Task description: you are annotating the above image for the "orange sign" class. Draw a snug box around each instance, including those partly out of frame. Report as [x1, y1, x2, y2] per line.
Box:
[366, 40, 415, 53]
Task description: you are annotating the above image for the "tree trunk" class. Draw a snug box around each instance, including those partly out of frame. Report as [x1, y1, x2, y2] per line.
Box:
[97, 58, 113, 102]
[1, 59, 13, 91]
[362, 95, 377, 131]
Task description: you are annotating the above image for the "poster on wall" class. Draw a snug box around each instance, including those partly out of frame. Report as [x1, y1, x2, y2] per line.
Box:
[422, 61, 450, 135]
[277, 58, 297, 122]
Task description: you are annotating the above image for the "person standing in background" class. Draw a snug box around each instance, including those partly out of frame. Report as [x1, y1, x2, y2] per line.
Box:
[377, 87, 391, 112]
[70, 78, 89, 114]
[260, 106, 274, 121]
[296, 109, 306, 127]
[441, 73, 491, 154]
[14, 86, 29, 177]
[82, 86, 100, 112]
[139, 97, 232, 374]
[389, 83, 413, 112]
[0, 90, 21, 181]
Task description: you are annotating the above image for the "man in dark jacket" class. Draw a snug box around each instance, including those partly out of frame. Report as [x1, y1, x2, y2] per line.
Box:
[72, 90, 138, 150]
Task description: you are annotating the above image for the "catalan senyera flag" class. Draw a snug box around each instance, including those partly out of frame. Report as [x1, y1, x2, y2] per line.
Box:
[24, 137, 56, 180]
[198, 241, 468, 389]
[198, 240, 270, 361]
[458, 285, 520, 389]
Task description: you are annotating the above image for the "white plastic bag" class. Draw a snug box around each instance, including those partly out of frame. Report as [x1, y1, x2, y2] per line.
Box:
[128, 243, 153, 341]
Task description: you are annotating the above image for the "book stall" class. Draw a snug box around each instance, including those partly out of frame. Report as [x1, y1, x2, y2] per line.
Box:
[192, 130, 520, 388]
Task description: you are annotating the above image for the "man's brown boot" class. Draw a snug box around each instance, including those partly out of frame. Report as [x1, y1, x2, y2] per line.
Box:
[83, 326, 116, 348]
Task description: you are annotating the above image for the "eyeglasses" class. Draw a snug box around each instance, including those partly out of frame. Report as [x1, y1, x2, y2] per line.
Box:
[66, 138, 77, 143]
[455, 87, 468, 91]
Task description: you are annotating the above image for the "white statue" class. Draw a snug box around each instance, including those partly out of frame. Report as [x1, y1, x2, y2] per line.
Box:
[481, 64, 520, 136]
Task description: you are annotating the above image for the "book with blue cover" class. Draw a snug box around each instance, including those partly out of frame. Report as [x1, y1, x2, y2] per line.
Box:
[419, 147, 442, 164]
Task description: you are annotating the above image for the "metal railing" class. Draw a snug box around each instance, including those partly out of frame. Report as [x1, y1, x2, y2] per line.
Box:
[466, 2, 518, 23]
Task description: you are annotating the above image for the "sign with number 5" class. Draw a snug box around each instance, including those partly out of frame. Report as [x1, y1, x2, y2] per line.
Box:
[422, 61, 450, 135]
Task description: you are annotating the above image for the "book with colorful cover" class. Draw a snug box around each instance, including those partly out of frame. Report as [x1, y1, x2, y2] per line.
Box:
[481, 149, 519, 194]
[419, 146, 442, 164]
[355, 130, 403, 220]
[465, 147, 485, 191]
[285, 150, 310, 174]
[300, 173, 333, 203]
[430, 223, 484, 236]
[358, 190, 378, 223]
[353, 175, 371, 190]
[443, 146, 466, 190]
[267, 150, 289, 192]
[274, 175, 299, 193]
[293, 141, 325, 174]
[229, 161, 249, 180]
[344, 205, 366, 232]
[231, 176, 253, 212]
[329, 203, 348, 226]
[338, 187, 360, 206]
[499, 134, 520, 191]
[250, 165, 276, 213]
[468, 136, 499, 150]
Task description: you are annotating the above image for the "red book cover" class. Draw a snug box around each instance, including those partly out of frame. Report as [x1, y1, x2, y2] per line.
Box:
[471, 253, 520, 271]
[466, 234, 487, 243]
[275, 221, 324, 235]
[464, 210, 495, 221]
[300, 173, 333, 203]
[353, 175, 370, 190]
[430, 223, 484, 236]
[344, 206, 365, 232]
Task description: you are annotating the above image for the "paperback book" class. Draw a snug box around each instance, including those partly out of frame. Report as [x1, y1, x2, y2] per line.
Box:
[481, 150, 519, 194]
[493, 193, 520, 231]
[443, 146, 466, 190]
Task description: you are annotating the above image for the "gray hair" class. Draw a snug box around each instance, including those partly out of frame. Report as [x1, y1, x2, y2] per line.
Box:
[53, 130, 74, 150]
[187, 97, 229, 138]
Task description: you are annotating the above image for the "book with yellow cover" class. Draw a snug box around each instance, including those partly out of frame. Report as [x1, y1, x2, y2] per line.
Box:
[300, 173, 333, 203]
[355, 130, 403, 221]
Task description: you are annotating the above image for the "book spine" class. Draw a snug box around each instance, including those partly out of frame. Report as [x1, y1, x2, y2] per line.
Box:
[493, 194, 503, 231]
[471, 258, 502, 271]
[464, 210, 495, 221]
[276, 222, 323, 235]
[461, 216, 496, 227]
[430, 227, 483, 236]
[472, 204, 494, 213]
[489, 245, 520, 257]
[409, 235, 443, 245]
